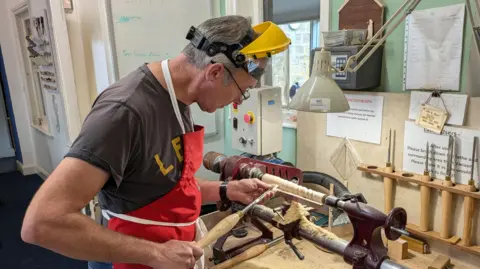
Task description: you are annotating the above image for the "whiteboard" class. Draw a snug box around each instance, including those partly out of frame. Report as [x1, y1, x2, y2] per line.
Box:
[106, 0, 218, 136]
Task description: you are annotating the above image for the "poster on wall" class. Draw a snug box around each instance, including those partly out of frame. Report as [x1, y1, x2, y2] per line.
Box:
[403, 121, 479, 185]
[326, 94, 384, 144]
[403, 4, 465, 91]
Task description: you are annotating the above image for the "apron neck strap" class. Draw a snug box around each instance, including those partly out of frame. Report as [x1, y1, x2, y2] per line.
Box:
[161, 60, 194, 134]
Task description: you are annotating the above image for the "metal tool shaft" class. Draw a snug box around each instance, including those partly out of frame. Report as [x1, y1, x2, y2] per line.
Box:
[446, 136, 454, 178]
[387, 129, 392, 165]
[241, 185, 278, 214]
[470, 137, 477, 181]
[424, 142, 429, 174]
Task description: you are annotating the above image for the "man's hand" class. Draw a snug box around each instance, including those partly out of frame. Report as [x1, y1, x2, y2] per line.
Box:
[226, 178, 273, 204]
[148, 240, 203, 269]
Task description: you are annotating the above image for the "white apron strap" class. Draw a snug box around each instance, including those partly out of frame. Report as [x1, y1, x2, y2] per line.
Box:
[102, 209, 197, 227]
[161, 60, 194, 134]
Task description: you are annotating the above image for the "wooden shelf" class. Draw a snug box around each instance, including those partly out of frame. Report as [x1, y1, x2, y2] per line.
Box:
[358, 164, 480, 257]
[357, 164, 480, 200]
[406, 223, 460, 245]
[407, 223, 480, 257]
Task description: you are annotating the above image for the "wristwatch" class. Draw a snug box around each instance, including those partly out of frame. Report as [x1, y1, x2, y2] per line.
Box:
[219, 180, 232, 211]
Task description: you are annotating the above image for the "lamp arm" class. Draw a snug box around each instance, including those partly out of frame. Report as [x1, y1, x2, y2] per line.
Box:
[342, 0, 422, 73]
[466, 0, 480, 54]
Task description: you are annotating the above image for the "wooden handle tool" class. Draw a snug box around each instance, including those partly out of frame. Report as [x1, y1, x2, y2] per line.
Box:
[420, 142, 432, 232]
[196, 185, 278, 248]
[211, 236, 284, 269]
[440, 136, 454, 239]
[384, 129, 395, 213]
[462, 137, 477, 246]
[197, 211, 244, 248]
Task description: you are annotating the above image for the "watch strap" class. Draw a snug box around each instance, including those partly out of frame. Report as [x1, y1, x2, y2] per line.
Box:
[219, 181, 232, 211]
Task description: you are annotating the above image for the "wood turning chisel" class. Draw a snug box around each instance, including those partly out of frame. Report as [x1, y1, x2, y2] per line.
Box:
[211, 236, 285, 269]
[384, 129, 395, 213]
[420, 142, 432, 232]
[440, 135, 454, 239]
[196, 185, 278, 248]
[462, 136, 478, 246]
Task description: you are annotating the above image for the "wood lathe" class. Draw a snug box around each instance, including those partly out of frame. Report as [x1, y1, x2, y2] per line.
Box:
[203, 152, 411, 269]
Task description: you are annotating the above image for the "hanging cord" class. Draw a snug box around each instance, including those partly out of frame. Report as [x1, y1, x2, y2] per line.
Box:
[423, 90, 447, 111]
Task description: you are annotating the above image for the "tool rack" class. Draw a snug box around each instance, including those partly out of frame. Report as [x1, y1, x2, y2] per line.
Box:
[358, 164, 480, 257]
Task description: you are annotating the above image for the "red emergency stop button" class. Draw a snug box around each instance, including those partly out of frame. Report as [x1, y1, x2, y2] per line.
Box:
[232, 103, 238, 109]
[243, 112, 255, 124]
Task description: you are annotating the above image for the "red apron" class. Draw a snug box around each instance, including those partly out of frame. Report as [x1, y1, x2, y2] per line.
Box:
[102, 60, 204, 269]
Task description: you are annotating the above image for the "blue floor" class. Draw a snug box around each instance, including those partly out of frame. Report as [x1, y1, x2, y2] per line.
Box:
[0, 171, 87, 269]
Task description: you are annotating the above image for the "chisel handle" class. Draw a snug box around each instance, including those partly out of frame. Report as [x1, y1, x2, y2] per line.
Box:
[212, 244, 269, 269]
[384, 166, 394, 214]
[196, 211, 244, 248]
[440, 181, 453, 239]
[420, 175, 431, 231]
[462, 196, 475, 246]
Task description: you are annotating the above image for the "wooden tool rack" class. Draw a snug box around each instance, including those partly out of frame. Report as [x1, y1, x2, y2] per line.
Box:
[358, 164, 480, 257]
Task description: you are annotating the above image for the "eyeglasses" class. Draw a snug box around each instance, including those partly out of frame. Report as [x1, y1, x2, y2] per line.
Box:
[211, 60, 251, 101]
[223, 66, 251, 101]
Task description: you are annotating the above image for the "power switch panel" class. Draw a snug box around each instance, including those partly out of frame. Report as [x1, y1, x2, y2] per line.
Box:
[233, 117, 238, 130]
[231, 86, 282, 155]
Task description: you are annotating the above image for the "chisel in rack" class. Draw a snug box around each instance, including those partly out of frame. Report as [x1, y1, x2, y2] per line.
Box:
[462, 136, 478, 246]
[440, 136, 454, 239]
[420, 142, 432, 232]
[384, 129, 395, 213]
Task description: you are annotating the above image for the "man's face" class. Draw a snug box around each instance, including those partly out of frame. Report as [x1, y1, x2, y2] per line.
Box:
[196, 62, 258, 113]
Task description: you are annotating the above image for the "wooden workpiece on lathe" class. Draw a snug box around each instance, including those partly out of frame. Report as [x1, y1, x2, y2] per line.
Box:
[420, 174, 432, 232]
[261, 174, 326, 205]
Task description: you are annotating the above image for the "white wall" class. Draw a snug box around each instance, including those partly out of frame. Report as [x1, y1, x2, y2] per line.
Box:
[0, 0, 76, 176]
[0, 0, 37, 169]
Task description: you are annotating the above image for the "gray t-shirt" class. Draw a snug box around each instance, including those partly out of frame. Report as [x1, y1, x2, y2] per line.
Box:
[66, 63, 193, 216]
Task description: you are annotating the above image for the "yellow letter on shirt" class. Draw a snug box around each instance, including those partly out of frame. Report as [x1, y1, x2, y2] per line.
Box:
[172, 137, 183, 162]
[154, 154, 173, 175]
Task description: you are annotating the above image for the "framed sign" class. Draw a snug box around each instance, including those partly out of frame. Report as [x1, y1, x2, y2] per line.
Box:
[64, 0, 73, 13]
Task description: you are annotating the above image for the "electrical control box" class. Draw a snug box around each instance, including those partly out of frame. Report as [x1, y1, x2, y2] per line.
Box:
[311, 45, 384, 90]
[231, 86, 282, 156]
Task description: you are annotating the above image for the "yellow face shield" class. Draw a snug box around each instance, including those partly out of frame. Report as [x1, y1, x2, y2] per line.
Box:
[240, 21, 291, 59]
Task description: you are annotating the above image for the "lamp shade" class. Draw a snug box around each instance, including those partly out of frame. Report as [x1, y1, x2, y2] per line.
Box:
[289, 48, 350, 113]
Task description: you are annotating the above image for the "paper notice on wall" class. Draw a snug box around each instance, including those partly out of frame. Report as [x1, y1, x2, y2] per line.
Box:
[404, 4, 465, 91]
[326, 95, 384, 144]
[403, 121, 480, 185]
[408, 91, 468, 126]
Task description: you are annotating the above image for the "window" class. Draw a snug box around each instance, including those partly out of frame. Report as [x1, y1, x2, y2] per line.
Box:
[272, 20, 319, 106]
[270, 20, 320, 127]
[16, 10, 50, 134]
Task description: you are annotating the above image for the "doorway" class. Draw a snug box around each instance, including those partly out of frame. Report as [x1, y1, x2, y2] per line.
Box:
[0, 51, 19, 173]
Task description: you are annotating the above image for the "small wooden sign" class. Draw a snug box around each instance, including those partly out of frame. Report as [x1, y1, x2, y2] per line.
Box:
[415, 104, 449, 134]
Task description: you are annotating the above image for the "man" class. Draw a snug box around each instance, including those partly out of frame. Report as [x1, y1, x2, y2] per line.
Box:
[21, 15, 290, 269]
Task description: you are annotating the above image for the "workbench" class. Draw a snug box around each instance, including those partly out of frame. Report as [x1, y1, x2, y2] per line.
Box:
[200, 210, 475, 269]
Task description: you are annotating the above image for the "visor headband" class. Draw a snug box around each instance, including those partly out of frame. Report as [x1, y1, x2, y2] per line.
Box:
[186, 26, 255, 67]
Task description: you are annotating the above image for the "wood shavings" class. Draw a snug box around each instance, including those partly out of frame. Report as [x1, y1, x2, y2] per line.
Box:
[272, 201, 339, 242]
[272, 201, 309, 225]
[298, 213, 339, 241]
[230, 239, 349, 269]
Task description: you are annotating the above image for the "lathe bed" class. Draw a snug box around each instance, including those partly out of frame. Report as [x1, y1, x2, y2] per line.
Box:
[200, 209, 473, 269]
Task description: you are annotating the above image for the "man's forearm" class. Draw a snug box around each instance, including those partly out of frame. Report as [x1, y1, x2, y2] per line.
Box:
[22, 212, 161, 266]
[197, 179, 221, 203]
